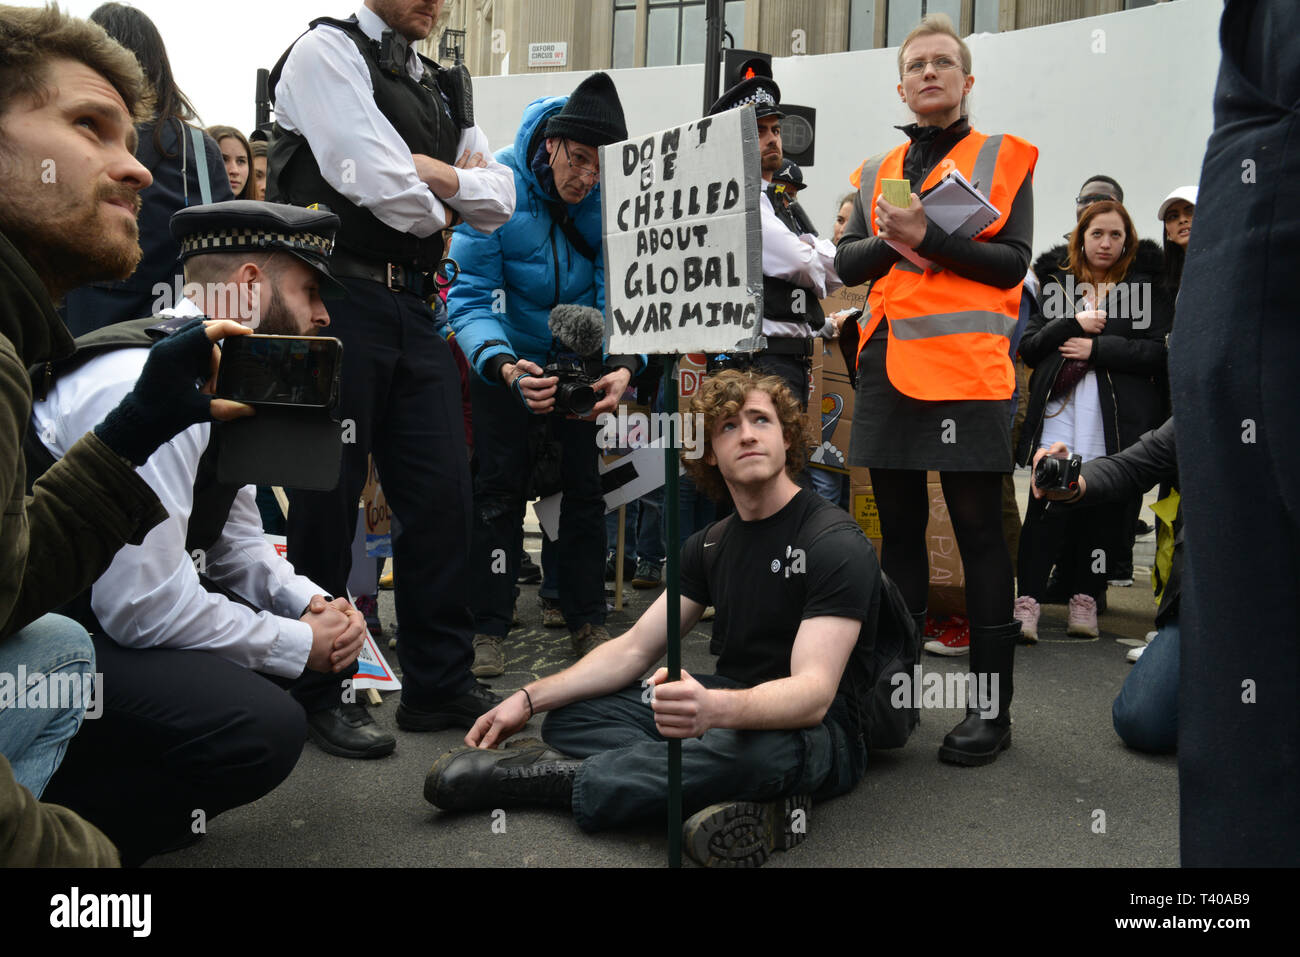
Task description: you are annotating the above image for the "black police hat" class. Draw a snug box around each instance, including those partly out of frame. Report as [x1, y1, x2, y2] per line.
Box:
[773, 158, 804, 190]
[706, 75, 783, 119]
[170, 200, 345, 299]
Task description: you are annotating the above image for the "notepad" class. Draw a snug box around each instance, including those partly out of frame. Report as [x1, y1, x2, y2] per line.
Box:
[920, 169, 1001, 239]
[878, 169, 1002, 271]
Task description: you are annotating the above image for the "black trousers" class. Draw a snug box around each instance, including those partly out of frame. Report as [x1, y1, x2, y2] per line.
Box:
[42, 638, 305, 867]
[467, 370, 606, 638]
[287, 277, 475, 711]
[1017, 494, 1127, 602]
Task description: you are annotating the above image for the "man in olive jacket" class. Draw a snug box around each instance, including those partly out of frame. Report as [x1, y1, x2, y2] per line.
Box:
[0, 5, 252, 865]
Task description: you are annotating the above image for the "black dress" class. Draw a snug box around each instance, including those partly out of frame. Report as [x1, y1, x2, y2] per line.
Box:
[834, 119, 1034, 473]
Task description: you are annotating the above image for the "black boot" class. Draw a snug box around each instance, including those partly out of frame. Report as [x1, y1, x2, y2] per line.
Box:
[424, 737, 581, 810]
[938, 621, 1018, 766]
[911, 610, 927, 640]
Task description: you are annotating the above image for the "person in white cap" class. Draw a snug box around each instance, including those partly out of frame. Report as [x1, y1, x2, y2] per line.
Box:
[1157, 185, 1196, 297]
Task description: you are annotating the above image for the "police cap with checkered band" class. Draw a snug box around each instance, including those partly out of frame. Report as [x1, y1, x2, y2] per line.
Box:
[170, 200, 346, 299]
[707, 75, 784, 119]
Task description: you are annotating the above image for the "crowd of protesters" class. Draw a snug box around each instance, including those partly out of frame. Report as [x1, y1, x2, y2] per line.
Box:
[0, 0, 1294, 869]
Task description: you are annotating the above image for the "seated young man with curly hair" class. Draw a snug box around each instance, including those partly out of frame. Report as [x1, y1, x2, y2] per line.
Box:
[423, 370, 880, 866]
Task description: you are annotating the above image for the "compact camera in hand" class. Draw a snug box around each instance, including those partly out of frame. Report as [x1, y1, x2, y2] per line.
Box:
[1034, 453, 1083, 495]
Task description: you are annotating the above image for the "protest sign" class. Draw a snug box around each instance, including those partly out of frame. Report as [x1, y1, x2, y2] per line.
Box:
[602, 107, 764, 356]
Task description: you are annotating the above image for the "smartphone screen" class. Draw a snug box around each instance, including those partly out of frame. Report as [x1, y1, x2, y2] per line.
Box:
[216, 335, 341, 408]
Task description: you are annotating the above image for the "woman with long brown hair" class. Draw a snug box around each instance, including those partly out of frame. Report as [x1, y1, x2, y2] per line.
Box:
[1014, 200, 1173, 639]
[207, 125, 255, 200]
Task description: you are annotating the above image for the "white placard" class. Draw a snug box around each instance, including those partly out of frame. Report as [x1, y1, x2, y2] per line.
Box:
[528, 41, 568, 68]
[601, 108, 764, 356]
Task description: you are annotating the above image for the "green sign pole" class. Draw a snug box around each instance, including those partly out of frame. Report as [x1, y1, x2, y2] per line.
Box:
[664, 355, 682, 868]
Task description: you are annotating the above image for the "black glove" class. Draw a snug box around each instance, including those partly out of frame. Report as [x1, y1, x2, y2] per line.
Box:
[93, 318, 225, 465]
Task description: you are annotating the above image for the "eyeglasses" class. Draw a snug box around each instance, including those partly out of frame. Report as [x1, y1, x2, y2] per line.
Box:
[902, 55, 962, 76]
[562, 140, 600, 181]
[1076, 193, 1117, 206]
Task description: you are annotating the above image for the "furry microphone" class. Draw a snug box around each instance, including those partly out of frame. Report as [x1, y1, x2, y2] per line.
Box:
[548, 304, 605, 358]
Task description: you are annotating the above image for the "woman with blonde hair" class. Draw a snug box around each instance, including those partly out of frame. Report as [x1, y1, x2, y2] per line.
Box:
[835, 14, 1037, 765]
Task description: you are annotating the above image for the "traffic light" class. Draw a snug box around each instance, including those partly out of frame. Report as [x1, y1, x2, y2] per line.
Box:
[779, 104, 816, 168]
[724, 49, 772, 88]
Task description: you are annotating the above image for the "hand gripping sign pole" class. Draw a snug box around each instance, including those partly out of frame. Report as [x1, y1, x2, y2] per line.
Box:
[602, 104, 763, 866]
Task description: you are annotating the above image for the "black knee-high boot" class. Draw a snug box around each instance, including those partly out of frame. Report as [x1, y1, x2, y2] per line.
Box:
[938, 620, 1019, 766]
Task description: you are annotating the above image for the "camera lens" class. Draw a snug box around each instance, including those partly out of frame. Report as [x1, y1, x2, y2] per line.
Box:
[558, 382, 596, 417]
[1034, 456, 1063, 488]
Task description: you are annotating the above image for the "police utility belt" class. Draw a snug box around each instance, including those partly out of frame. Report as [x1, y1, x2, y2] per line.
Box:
[330, 249, 436, 298]
[707, 336, 814, 373]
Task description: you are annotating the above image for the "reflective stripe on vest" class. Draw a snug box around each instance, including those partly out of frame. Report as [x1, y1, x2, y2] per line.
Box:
[849, 129, 1037, 401]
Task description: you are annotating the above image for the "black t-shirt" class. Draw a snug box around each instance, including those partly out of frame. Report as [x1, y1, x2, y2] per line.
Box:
[680, 489, 880, 691]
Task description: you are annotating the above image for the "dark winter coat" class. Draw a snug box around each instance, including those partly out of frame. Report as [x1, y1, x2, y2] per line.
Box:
[1016, 240, 1172, 465]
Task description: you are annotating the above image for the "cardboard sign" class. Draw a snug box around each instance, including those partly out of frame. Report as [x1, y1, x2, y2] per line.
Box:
[535, 441, 682, 541]
[807, 284, 869, 476]
[848, 469, 968, 617]
[602, 109, 764, 356]
[263, 535, 402, 691]
[360, 456, 392, 559]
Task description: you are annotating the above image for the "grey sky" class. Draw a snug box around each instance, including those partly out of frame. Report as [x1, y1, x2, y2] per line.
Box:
[54, 0, 341, 133]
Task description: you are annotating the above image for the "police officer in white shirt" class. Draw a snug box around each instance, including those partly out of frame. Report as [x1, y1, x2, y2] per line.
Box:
[266, 0, 516, 756]
[33, 201, 367, 866]
[705, 76, 842, 408]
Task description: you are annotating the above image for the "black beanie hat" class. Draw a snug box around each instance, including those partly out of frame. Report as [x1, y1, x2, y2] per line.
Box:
[545, 72, 628, 147]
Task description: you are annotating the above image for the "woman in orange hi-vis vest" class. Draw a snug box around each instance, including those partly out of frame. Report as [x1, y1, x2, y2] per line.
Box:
[834, 14, 1036, 767]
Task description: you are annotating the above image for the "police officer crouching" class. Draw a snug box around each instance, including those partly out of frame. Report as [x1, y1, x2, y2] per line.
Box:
[31, 201, 374, 865]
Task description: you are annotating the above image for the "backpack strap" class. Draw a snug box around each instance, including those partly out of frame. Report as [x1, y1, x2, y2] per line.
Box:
[546, 202, 598, 262]
[189, 125, 212, 206]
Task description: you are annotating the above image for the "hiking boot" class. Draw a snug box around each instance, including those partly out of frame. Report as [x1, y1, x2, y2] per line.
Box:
[1067, 594, 1100, 637]
[632, 560, 663, 589]
[471, 634, 504, 678]
[540, 597, 566, 628]
[423, 738, 580, 811]
[683, 794, 810, 868]
[924, 616, 970, 656]
[571, 623, 611, 657]
[938, 621, 1018, 766]
[1013, 596, 1040, 644]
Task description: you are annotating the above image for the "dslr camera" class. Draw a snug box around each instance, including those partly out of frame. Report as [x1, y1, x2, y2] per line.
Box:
[542, 354, 600, 417]
[1034, 452, 1083, 495]
[544, 304, 607, 417]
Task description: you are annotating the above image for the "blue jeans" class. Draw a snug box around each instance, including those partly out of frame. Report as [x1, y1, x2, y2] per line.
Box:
[605, 488, 666, 565]
[541, 675, 867, 832]
[0, 614, 96, 798]
[1113, 619, 1179, 754]
[678, 474, 716, 548]
[808, 467, 849, 509]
